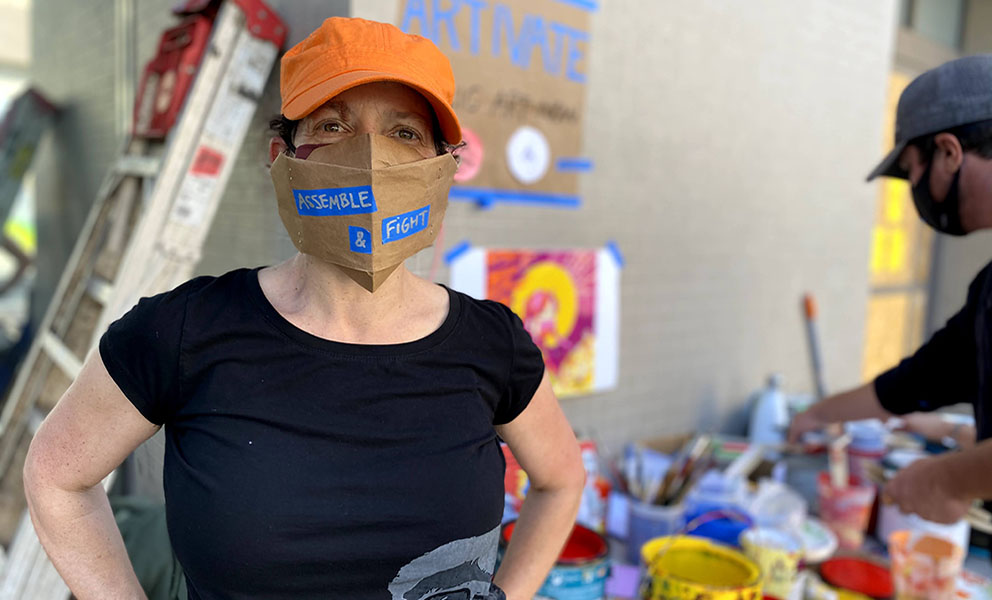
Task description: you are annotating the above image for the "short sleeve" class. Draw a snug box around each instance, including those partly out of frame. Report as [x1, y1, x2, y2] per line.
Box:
[493, 306, 546, 425]
[874, 285, 980, 415]
[99, 285, 191, 425]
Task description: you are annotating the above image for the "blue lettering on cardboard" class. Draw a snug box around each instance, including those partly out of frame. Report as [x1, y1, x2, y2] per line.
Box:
[399, 1, 588, 84]
[293, 185, 377, 216]
[349, 226, 372, 254]
[382, 205, 431, 244]
[515, 15, 551, 71]
[462, 0, 486, 54]
[400, 0, 432, 40]
[557, 23, 589, 83]
[492, 4, 517, 62]
[433, 0, 461, 50]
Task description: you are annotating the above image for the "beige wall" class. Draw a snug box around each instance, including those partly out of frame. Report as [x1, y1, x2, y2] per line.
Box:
[355, 1, 897, 444]
[31, 0, 899, 458]
[0, 0, 30, 69]
[963, 0, 992, 56]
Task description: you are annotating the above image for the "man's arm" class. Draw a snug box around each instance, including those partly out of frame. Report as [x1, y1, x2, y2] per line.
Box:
[493, 373, 585, 600]
[788, 382, 892, 443]
[790, 285, 981, 443]
[899, 413, 976, 448]
[23, 351, 160, 599]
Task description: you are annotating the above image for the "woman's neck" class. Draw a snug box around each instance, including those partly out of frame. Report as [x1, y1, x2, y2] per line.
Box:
[260, 253, 447, 344]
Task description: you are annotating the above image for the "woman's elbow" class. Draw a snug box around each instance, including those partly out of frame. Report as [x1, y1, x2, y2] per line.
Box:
[23, 436, 49, 505]
[535, 448, 587, 494]
[566, 452, 588, 491]
[22, 434, 67, 507]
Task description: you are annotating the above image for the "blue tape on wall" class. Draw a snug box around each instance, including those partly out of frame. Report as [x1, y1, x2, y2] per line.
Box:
[444, 240, 472, 265]
[554, 0, 599, 12]
[555, 157, 594, 172]
[605, 240, 625, 268]
[449, 187, 582, 209]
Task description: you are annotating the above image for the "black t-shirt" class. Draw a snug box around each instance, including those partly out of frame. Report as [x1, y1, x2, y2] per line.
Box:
[99, 267, 545, 599]
[875, 260, 992, 441]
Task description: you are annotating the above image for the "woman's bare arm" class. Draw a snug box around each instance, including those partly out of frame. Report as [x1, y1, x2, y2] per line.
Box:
[23, 350, 161, 600]
[493, 373, 585, 600]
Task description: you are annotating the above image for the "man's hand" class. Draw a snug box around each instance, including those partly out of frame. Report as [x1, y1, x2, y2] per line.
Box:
[787, 383, 892, 444]
[787, 408, 826, 444]
[883, 455, 971, 524]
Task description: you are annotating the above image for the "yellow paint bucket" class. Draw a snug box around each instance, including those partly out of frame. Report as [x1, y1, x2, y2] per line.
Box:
[640, 536, 763, 600]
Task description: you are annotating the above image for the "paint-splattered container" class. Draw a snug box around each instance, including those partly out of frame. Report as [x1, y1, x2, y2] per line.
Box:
[500, 521, 610, 600]
[640, 535, 762, 600]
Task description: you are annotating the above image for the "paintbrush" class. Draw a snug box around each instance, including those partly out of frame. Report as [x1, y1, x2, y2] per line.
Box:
[828, 433, 852, 488]
[661, 434, 712, 505]
[725, 444, 766, 479]
[863, 461, 889, 487]
[969, 504, 992, 534]
[669, 443, 714, 506]
[624, 448, 643, 501]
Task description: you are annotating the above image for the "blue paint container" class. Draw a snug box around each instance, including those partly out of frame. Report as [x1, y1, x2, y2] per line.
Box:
[684, 508, 753, 548]
[500, 521, 610, 600]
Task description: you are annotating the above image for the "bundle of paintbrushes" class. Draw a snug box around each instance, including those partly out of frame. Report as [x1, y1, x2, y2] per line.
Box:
[623, 435, 713, 506]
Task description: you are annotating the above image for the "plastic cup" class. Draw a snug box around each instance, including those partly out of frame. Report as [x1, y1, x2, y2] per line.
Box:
[740, 527, 803, 599]
[848, 445, 885, 482]
[816, 472, 876, 550]
[889, 530, 964, 600]
[626, 500, 684, 565]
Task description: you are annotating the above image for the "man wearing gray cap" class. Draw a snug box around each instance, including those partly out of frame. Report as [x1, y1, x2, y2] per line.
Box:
[789, 54, 992, 524]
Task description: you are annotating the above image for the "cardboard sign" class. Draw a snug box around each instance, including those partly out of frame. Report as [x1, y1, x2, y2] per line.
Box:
[397, 0, 592, 204]
[270, 134, 457, 291]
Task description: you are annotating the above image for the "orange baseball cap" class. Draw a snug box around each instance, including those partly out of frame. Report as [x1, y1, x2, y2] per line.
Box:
[280, 17, 462, 144]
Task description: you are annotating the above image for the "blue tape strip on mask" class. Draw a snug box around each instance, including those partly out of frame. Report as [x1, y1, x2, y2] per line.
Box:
[349, 226, 372, 254]
[293, 185, 377, 216]
[382, 205, 431, 244]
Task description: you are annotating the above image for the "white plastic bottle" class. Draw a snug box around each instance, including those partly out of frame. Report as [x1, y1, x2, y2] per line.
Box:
[749, 374, 788, 447]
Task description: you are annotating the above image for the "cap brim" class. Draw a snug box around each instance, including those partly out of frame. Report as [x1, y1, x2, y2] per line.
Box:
[283, 70, 463, 144]
[866, 141, 909, 182]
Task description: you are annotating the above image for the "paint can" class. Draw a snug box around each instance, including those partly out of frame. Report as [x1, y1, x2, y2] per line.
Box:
[888, 530, 964, 600]
[500, 520, 610, 600]
[640, 535, 762, 600]
[684, 508, 753, 548]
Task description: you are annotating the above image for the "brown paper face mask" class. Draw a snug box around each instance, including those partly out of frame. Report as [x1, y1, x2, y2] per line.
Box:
[270, 134, 457, 292]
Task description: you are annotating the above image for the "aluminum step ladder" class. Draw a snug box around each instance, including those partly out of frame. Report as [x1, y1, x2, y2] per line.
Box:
[0, 1, 284, 597]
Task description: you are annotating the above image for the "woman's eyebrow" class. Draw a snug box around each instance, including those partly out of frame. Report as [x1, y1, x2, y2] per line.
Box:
[311, 101, 350, 121]
[385, 109, 430, 126]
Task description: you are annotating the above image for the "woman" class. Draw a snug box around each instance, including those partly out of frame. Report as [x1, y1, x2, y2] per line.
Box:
[23, 17, 585, 600]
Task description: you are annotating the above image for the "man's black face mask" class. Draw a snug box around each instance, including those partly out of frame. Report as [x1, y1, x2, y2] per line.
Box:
[911, 156, 966, 236]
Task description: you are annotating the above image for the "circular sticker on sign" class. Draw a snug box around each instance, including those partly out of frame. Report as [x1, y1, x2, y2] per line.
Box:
[452, 127, 484, 183]
[506, 125, 551, 185]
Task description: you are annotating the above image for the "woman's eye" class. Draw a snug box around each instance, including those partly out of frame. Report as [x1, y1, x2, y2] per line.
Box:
[396, 129, 420, 141]
[321, 122, 343, 133]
